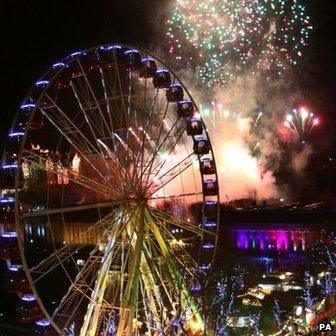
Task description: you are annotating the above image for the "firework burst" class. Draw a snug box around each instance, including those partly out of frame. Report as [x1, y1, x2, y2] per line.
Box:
[283, 106, 319, 143]
[167, 0, 312, 86]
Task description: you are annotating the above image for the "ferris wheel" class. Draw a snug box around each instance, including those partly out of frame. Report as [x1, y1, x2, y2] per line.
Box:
[0, 44, 220, 335]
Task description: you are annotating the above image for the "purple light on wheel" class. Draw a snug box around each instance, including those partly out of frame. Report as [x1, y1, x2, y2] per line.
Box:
[190, 283, 202, 291]
[2, 164, 18, 169]
[172, 319, 180, 327]
[0, 197, 15, 204]
[8, 131, 24, 137]
[200, 264, 210, 270]
[35, 318, 51, 327]
[70, 51, 85, 58]
[124, 49, 139, 54]
[35, 80, 49, 86]
[106, 45, 122, 50]
[142, 57, 155, 62]
[20, 103, 36, 109]
[1, 232, 18, 238]
[179, 99, 191, 104]
[203, 243, 214, 249]
[21, 293, 36, 302]
[8, 265, 21, 272]
[52, 62, 65, 68]
[156, 69, 169, 74]
[205, 201, 217, 206]
[204, 221, 216, 228]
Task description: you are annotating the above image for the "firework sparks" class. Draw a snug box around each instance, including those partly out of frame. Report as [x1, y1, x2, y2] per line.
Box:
[200, 101, 245, 131]
[198, 100, 277, 200]
[283, 106, 320, 143]
[167, 0, 312, 86]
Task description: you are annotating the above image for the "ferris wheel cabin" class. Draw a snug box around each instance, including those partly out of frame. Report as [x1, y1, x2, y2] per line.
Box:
[5, 264, 30, 293]
[0, 232, 19, 260]
[18, 293, 43, 323]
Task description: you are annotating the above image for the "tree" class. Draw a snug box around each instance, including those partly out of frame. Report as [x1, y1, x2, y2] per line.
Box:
[231, 263, 246, 292]
[103, 311, 116, 336]
[314, 232, 336, 271]
[273, 299, 282, 328]
[322, 272, 335, 297]
[62, 322, 75, 336]
[251, 313, 262, 335]
[201, 266, 246, 335]
[212, 274, 233, 336]
[302, 271, 315, 309]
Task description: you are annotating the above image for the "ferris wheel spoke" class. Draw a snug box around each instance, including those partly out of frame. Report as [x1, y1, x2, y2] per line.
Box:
[31, 212, 118, 283]
[139, 257, 166, 332]
[143, 238, 175, 307]
[150, 216, 199, 273]
[70, 79, 128, 179]
[99, 67, 139, 175]
[70, 82, 106, 142]
[144, 208, 202, 324]
[53, 255, 114, 327]
[48, 210, 134, 288]
[145, 113, 186, 179]
[69, 82, 127, 181]
[54, 251, 117, 319]
[40, 102, 118, 183]
[146, 152, 196, 193]
[150, 208, 216, 238]
[129, 88, 161, 186]
[133, 89, 169, 178]
[145, 130, 189, 192]
[80, 208, 138, 336]
[42, 94, 98, 154]
[52, 207, 135, 329]
[119, 69, 139, 172]
[111, 60, 131, 133]
[22, 200, 119, 218]
[22, 151, 119, 198]
[112, 131, 139, 165]
[140, 115, 180, 183]
[42, 94, 126, 185]
[101, 66, 130, 131]
[70, 65, 110, 139]
[99, 68, 116, 143]
[148, 191, 203, 202]
[77, 59, 112, 137]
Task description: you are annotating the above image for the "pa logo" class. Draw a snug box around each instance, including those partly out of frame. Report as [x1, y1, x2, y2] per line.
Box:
[316, 323, 334, 332]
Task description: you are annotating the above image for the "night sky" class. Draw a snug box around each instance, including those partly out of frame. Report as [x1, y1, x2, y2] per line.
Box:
[0, 0, 335, 153]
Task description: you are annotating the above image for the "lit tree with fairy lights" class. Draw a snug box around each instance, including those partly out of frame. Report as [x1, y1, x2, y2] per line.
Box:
[200, 265, 247, 335]
[302, 271, 315, 309]
[249, 312, 262, 335]
[62, 322, 75, 336]
[103, 311, 117, 335]
[231, 263, 246, 292]
[212, 273, 233, 335]
[273, 299, 282, 328]
[313, 232, 336, 293]
[322, 273, 335, 297]
[324, 234, 336, 270]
